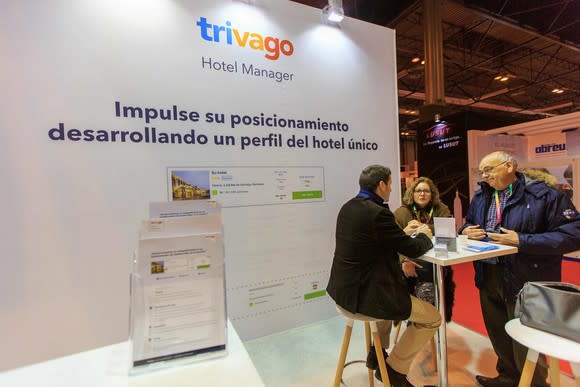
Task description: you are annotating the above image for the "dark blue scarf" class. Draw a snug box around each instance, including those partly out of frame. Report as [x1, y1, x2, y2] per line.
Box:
[356, 189, 388, 208]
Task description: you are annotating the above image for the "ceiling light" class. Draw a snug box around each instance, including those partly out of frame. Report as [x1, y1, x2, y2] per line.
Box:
[323, 0, 344, 23]
[411, 56, 421, 63]
[500, 76, 509, 82]
[420, 60, 425, 65]
[399, 108, 418, 115]
[552, 88, 564, 94]
[494, 75, 502, 80]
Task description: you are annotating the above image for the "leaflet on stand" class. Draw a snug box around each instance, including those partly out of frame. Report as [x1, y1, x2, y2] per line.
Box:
[130, 201, 226, 370]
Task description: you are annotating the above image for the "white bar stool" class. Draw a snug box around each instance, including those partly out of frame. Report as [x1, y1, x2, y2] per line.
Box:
[505, 318, 580, 387]
[334, 305, 391, 387]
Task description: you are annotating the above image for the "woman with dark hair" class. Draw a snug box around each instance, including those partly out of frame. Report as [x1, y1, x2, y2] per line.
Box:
[394, 177, 455, 321]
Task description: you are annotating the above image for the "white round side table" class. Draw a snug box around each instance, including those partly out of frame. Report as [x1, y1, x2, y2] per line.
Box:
[505, 318, 580, 387]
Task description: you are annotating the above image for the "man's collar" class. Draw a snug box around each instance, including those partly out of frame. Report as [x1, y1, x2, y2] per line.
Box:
[356, 189, 385, 206]
[479, 172, 522, 194]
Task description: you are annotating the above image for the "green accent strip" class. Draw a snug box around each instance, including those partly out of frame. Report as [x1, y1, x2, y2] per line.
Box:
[292, 190, 323, 200]
[304, 290, 326, 300]
[197, 264, 211, 269]
[211, 189, 218, 196]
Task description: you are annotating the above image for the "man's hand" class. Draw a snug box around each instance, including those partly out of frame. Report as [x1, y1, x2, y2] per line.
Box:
[416, 224, 432, 239]
[403, 220, 421, 236]
[487, 227, 520, 246]
[402, 260, 422, 278]
[463, 225, 486, 240]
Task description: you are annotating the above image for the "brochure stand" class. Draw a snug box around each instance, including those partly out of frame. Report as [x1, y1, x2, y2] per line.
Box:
[129, 200, 227, 373]
[434, 217, 457, 252]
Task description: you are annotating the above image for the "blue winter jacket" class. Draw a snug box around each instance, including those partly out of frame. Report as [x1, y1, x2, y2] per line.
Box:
[460, 172, 580, 301]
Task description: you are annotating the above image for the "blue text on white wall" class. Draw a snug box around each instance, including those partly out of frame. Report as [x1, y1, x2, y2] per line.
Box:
[535, 143, 566, 153]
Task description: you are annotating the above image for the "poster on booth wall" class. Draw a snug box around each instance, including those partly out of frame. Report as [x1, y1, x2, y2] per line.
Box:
[418, 118, 470, 218]
[525, 132, 574, 203]
[527, 132, 567, 160]
[566, 130, 580, 157]
[168, 166, 325, 207]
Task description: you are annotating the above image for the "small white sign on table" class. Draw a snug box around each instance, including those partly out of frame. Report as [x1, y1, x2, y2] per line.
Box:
[433, 217, 458, 253]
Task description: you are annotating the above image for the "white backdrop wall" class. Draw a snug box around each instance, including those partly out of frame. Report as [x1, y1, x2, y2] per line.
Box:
[0, 0, 400, 370]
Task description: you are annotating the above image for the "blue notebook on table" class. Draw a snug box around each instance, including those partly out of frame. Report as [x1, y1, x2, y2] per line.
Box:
[464, 244, 500, 252]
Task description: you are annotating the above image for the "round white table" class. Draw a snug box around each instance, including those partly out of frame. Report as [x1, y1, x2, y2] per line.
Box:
[505, 318, 580, 387]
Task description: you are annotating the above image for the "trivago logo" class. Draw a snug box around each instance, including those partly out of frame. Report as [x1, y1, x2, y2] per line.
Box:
[195, 17, 294, 61]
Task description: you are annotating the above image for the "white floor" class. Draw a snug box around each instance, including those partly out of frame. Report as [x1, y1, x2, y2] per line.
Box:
[244, 316, 576, 387]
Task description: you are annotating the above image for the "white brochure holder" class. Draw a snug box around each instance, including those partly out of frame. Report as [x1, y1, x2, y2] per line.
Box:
[434, 216, 458, 252]
[129, 200, 227, 373]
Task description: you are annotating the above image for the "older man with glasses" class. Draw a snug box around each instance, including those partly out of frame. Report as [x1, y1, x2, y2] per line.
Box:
[459, 151, 580, 387]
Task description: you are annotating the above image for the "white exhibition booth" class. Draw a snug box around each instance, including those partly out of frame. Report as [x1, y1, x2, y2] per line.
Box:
[0, 0, 401, 381]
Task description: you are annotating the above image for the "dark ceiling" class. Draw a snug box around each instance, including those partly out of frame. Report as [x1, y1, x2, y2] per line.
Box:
[292, 0, 580, 133]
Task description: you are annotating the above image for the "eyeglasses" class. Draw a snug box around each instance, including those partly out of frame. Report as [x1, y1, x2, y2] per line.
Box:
[414, 189, 431, 195]
[478, 160, 508, 176]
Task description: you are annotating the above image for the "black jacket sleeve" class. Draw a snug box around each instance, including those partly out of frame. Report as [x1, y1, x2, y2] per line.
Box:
[374, 208, 433, 258]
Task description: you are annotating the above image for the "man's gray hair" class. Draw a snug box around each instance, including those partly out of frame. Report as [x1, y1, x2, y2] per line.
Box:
[494, 151, 518, 169]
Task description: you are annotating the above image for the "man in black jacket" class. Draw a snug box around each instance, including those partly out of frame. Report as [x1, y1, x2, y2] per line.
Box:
[327, 165, 441, 387]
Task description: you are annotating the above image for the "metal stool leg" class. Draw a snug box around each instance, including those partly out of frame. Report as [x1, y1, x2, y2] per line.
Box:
[364, 322, 374, 387]
[370, 321, 391, 387]
[519, 349, 539, 387]
[334, 319, 354, 387]
[548, 356, 560, 387]
[569, 362, 580, 387]
[430, 336, 438, 372]
[393, 321, 402, 344]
